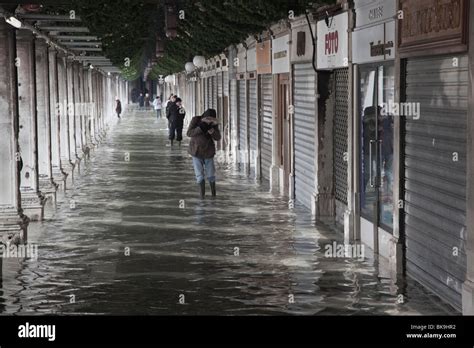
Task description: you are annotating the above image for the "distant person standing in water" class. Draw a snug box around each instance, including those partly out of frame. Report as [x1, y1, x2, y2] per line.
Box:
[138, 93, 144, 109]
[153, 96, 162, 119]
[187, 109, 221, 198]
[168, 97, 185, 147]
[115, 97, 122, 118]
[144, 93, 151, 110]
[165, 94, 176, 120]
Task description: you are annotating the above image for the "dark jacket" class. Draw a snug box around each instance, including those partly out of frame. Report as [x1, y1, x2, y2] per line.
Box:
[138, 95, 144, 107]
[166, 100, 174, 119]
[115, 100, 122, 114]
[168, 103, 185, 127]
[187, 116, 221, 159]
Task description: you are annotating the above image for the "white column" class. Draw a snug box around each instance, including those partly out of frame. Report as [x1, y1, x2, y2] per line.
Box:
[92, 71, 99, 139]
[35, 38, 58, 203]
[48, 47, 66, 188]
[463, 1, 474, 315]
[73, 62, 83, 163]
[57, 52, 74, 183]
[0, 20, 28, 244]
[81, 67, 91, 151]
[16, 29, 45, 221]
[66, 59, 78, 169]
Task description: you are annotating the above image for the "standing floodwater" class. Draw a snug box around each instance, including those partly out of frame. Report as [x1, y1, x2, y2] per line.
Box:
[0, 108, 457, 315]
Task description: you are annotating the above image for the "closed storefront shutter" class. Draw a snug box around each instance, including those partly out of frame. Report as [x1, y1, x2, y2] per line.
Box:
[223, 71, 229, 97]
[217, 73, 223, 123]
[230, 79, 238, 157]
[208, 77, 213, 110]
[212, 75, 217, 110]
[260, 74, 273, 181]
[217, 72, 223, 99]
[404, 54, 468, 311]
[294, 63, 317, 210]
[248, 79, 258, 177]
[334, 68, 349, 224]
[204, 78, 209, 110]
[238, 80, 247, 158]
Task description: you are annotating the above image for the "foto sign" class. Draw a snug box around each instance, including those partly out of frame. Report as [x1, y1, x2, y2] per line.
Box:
[316, 12, 349, 70]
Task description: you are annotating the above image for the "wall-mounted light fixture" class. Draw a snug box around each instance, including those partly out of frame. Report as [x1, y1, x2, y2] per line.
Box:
[5, 16, 22, 28]
[185, 62, 196, 73]
[193, 55, 206, 68]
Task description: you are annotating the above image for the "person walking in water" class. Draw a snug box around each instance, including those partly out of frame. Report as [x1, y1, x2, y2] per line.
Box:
[168, 97, 185, 147]
[138, 93, 144, 109]
[144, 93, 151, 110]
[153, 95, 162, 119]
[165, 94, 176, 120]
[187, 109, 221, 198]
[115, 97, 122, 119]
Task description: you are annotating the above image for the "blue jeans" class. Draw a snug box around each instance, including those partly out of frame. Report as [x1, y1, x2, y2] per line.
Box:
[192, 157, 216, 183]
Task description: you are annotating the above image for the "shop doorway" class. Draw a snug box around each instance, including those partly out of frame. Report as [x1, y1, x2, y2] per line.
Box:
[358, 63, 395, 248]
[277, 73, 291, 195]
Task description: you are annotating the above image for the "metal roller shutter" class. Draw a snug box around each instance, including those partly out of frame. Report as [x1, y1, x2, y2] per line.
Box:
[217, 72, 223, 123]
[204, 78, 208, 110]
[294, 63, 317, 210]
[217, 72, 223, 98]
[260, 74, 273, 181]
[248, 79, 258, 177]
[238, 80, 247, 159]
[223, 71, 229, 97]
[207, 77, 212, 110]
[404, 54, 468, 311]
[212, 75, 217, 110]
[230, 79, 238, 157]
[334, 68, 349, 226]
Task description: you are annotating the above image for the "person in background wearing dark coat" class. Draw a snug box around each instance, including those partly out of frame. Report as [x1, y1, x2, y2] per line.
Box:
[138, 93, 144, 109]
[187, 109, 221, 198]
[144, 93, 151, 110]
[115, 97, 122, 118]
[168, 97, 185, 147]
[165, 94, 176, 119]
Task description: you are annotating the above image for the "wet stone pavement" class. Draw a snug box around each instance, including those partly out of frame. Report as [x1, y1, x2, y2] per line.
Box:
[0, 108, 457, 315]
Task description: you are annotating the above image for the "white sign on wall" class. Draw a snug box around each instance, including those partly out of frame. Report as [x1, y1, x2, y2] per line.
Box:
[352, 21, 395, 63]
[272, 35, 290, 74]
[316, 12, 349, 70]
[247, 47, 257, 72]
[354, 0, 396, 27]
[352, 0, 396, 64]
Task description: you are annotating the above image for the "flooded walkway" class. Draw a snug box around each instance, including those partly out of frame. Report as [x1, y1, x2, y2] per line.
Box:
[0, 108, 456, 315]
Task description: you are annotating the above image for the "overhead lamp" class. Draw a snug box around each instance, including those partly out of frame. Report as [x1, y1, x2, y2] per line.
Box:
[185, 62, 195, 73]
[193, 55, 205, 68]
[107, 72, 111, 76]
[5, 16, 22, 29]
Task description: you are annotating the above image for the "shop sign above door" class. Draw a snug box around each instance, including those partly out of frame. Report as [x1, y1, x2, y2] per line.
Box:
[399, 0, 469, 57]
[316, 12, 349, 70]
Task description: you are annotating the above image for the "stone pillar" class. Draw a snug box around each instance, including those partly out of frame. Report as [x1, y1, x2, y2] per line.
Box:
[0, 20, 29, 245]
[48, 47, 66, 189]
[57, 52, 74, 183]
[462, 1, 474, 315]
[103, 74, 109, 131]
[93, 72, 100, 139]
[125, 80, 129, 104]
[87, 69, 98, 146]
[66, 59, 78, 169]
[82, 67, 94, 150]
[79, 66, 88, 155]
[73, 62, 83, 164]
[35, 38, 57, 204]
[16, 29, 45, 221]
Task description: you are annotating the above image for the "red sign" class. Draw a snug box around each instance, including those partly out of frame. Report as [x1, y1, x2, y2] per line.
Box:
[325, 31, 339, 55]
